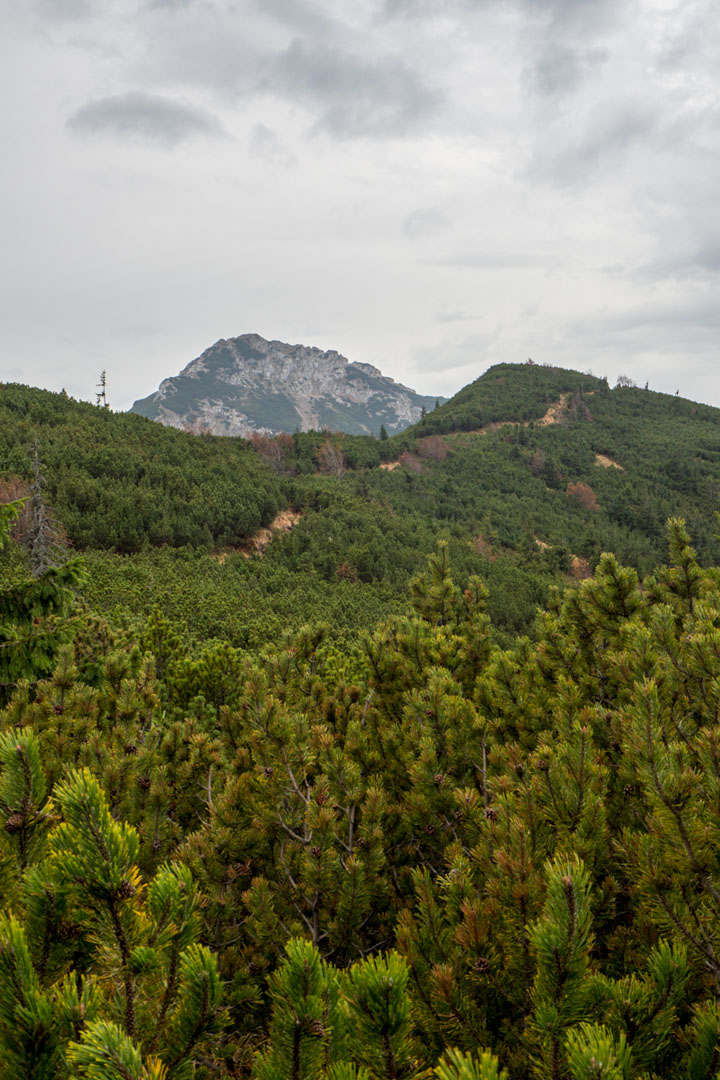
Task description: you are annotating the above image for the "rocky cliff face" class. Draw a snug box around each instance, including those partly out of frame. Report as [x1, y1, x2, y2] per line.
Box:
[130, 334, 443, 437]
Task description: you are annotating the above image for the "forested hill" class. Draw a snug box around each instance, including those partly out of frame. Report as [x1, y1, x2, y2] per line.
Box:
[6, 367, 720, 1078]
[1, 363, 720, 646]
[411, 362, 604, 435]
[0, 383, 283, 551]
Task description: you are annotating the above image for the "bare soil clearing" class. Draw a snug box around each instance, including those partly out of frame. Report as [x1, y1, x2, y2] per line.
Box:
[212, 510, 302, 562]
[453, 394, 572, 438]
[595, 453, 624, 470]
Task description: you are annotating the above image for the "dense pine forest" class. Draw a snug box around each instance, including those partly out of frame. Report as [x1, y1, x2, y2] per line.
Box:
[3, 363, 720, 1078]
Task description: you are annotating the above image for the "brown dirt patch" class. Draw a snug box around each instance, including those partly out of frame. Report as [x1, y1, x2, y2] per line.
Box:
[212, 509, 302, 562]
[570, 555, 592, 580]
[461, 394, 570, 437]
[594, 453, 624, 470]
[537, 394, 569, 426]
[471, 532, 497, 560]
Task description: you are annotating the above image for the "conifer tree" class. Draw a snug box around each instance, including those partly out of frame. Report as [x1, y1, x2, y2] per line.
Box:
[0, 498, 86, 704]
[254, 941, 423, 1079]
[25, 440, 67, 578]
[434, 1048, 507, 1080]
[252, 938, 347, 1080]
[0, 766, 222, 1077]
[0, 727, 52, 874]
[528, 856, 595, 1079]
[344, 951, 424, 1079]
[563, 1024, 631, 1080]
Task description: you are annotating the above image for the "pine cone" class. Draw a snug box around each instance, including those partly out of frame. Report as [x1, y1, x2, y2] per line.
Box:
[117, 879, 137, 899]
[4, 812, 24, 834]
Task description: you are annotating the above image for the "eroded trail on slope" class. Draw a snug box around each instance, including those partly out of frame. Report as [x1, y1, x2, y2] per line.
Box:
[377, 393, 574, 470]
[213, 509, 302, 562]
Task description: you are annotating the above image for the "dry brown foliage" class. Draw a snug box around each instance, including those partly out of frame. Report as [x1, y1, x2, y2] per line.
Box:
[317, 439, 346, 478]
[399, 450, 423, 474]
[472, 532, 497, 560]
[415, 436, 448, 461]
[250, 432, 294, 475]
[566, 481, 600, 512]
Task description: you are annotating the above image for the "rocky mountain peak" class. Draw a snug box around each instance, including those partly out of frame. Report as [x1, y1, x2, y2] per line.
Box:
[131, 334, 444, 437]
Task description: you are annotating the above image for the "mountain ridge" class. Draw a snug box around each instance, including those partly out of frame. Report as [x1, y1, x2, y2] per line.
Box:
[131, 333, 445, 437]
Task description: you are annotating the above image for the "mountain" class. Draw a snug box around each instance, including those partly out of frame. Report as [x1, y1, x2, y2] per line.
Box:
[130, 333, 444, 437]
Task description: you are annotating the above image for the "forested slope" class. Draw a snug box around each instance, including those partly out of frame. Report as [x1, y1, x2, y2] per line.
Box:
[2, 363, 720, 648]
[3, 363, 720, 1077]
[0, 384, 282, 551]
[4, 496, 720, 1077]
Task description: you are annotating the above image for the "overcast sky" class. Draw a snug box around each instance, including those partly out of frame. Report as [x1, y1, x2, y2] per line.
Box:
[3, 0, 720, 410]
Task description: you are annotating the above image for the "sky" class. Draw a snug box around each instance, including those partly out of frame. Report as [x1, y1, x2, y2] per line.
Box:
[3, 0, 720, 411]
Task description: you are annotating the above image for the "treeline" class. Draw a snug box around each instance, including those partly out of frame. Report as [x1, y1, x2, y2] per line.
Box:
[0, 384, 282, 551]
[4, 496, 720, 1077]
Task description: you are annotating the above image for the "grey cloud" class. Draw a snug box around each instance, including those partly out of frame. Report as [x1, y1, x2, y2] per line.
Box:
[410, 330, 497, 376]
[249, 124, 296, 166]
[67, 91, 223, 146]
[435, 310, 481, 323]
[384, 0, 618, 21]
[597, 296, 720, 335]
[655, 0, 718, 71]
[403, 207, 449, 240]
[383, 0, 461, 13]
[147, 0, 197, 8]
[528, 100, 659, 185]
[523, 43, 608, 98]
[427, 250, 549, 269]
[250, 0, 338, 36]
[30, 0, 93, 20]
[148, 0, 332, 30]
[137, 11, 261, 98]
[518, 0, 622, 31]
[554, 295, 720, 381]
[266, 38, 441, 136]
[641, 237, 720, 282]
